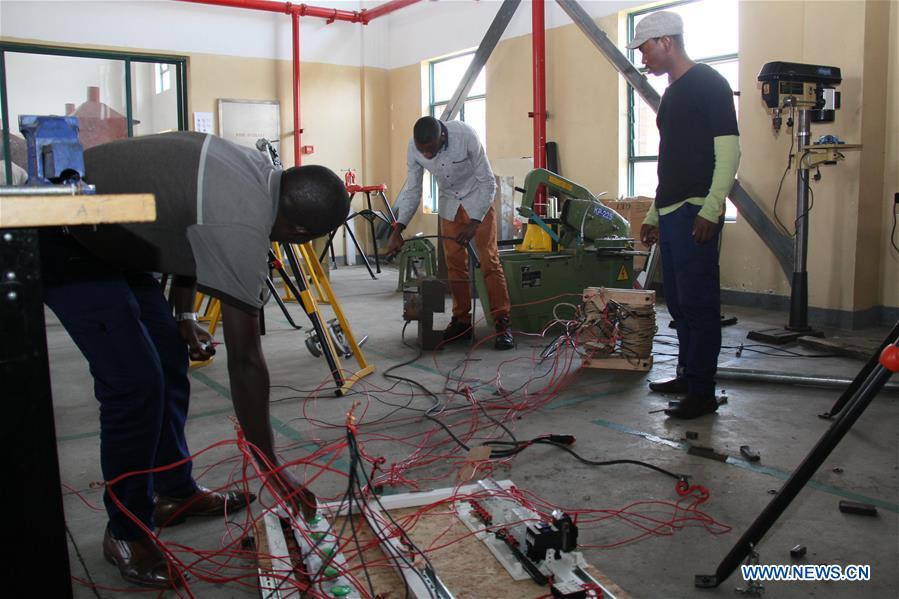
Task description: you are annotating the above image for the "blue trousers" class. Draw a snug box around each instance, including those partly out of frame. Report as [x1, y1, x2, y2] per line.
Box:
[659, 203, 723, 397]
[45, 272, 195, 540]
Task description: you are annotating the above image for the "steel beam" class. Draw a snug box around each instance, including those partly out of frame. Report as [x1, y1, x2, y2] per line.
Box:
[557, 0, 793, 280]
[439, 0, 521, 122]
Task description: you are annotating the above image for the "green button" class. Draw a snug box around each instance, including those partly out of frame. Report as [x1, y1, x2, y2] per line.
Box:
[323, 566, 339, 579]
[330, 585, 352, 597]
[311, 531, 326, 541]
[321, 546, 337, 557]
[309, 515, 322, 526]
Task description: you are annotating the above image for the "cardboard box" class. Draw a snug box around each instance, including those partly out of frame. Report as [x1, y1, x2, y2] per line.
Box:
[602, 196, 653, 269]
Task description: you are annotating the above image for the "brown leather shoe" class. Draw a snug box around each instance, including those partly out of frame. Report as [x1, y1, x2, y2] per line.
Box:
[103, 527, 181, 589]
[154, 485, 256, 527]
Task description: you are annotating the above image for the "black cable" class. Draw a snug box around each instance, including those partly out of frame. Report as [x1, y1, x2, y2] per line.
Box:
[483, 437, 685, 481]
[794, 150, 815, 227]
[66, 525, 104, 599]
[300, 437, 379, 598]
[347, 430, 429, 599]
[891, 202, 899, 255]
[772, 108, 796, 235]
[654, 335, 839, 359]
[381, 323, 473, 452]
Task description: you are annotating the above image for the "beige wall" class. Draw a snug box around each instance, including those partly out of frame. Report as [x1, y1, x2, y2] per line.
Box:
[388, 63, 436, 238]
[881, 1, 899, 309]
[855, 0, 891, 311]
[487, 14, 622, 196]
[727, 0, 894, 314]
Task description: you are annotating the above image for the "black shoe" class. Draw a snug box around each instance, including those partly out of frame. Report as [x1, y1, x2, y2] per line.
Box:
[494, 317, 514, 350]
[443, 317, 473, 343]
[648, 377, 689, 394]
[664, 394, 718, 419]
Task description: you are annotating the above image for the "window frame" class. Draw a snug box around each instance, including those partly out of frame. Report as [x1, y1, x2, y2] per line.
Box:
[424, 50, 485, 213]
[155, 62, 172, 94]
[625, 0, 739, 220]
[0, 41, 188, 183]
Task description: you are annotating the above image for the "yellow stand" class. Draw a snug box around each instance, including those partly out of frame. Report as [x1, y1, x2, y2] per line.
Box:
[291, 242, 374, 395]
[188, 292, 221, 369]
[270, 243, 297, 303]
[185, 243, 374, 392]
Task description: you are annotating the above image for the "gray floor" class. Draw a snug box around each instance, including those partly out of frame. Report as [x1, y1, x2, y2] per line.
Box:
[50, 265, 898, 598]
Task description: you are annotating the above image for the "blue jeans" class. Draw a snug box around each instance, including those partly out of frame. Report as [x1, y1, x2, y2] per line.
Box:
[45, 272, 195, 539]
[659, 202, 722, 397]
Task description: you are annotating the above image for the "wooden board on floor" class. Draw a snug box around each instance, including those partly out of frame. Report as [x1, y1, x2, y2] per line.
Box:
[581, 354, 653, 371]
[254, 507, 630, 598]
[332, 507, 630, 599]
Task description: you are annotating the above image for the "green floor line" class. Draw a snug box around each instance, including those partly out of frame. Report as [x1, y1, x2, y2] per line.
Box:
[58, 370, 236, 442]
[191, 370, 350, 474]
[58, 405, 234, 443]
[590, 417, 899, 514]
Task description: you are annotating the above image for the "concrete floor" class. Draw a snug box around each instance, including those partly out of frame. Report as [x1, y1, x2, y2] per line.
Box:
[49, 265, 898, 598]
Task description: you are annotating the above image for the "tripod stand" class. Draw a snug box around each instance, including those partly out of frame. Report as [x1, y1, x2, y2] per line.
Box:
[319, 176, 397, 279]
[695, 321, 898, 588]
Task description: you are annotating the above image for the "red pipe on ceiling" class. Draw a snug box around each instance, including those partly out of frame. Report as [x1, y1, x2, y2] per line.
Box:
[179, 0, 362, 21]
[178, 0, 421, 23]
[531, 0, 547, 216]
[361, 0, 422, 22]
[291, 12, 302, 165]
[178, 0, 423, 167]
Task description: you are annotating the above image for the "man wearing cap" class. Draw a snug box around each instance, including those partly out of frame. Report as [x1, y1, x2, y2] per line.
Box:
[630, 11, 741, 418]
[387, 116, 514, 350]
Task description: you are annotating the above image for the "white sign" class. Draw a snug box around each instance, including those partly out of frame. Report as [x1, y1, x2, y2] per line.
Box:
[193, 111, 214, 134]
[217, 99, 281, 153]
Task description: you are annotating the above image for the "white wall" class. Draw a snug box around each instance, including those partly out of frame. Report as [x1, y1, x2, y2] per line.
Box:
[382, 0, 641, 68]
[1, 0, 641, 69]
[1, 0, 369, 65]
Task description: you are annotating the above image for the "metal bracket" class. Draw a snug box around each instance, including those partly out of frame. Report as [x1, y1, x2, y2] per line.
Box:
[440, 0, 521, 122]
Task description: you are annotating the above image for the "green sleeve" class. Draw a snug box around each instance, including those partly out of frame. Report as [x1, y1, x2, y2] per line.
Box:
[698, 135, 741, 223]
[643, 202, 659, 228]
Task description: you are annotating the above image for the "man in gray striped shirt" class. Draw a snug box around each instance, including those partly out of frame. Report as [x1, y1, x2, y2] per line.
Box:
[41, 132, 349, 588]
[388, 116, 513, 350]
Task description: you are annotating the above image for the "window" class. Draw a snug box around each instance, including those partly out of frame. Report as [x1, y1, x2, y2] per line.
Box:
[1, 43, 187, 180]
[626, 0, 739, 221]
[424, 51, 486, 212]
[155, 62, 171, 94]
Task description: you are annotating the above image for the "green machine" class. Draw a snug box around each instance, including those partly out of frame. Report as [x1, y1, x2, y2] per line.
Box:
[476, 168, 637, 333]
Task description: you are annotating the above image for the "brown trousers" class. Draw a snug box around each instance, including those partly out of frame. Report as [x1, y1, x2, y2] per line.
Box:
[440, 206, 511, 323]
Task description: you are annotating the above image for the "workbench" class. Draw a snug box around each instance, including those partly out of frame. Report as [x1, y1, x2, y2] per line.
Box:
[1, 192, 155, 598]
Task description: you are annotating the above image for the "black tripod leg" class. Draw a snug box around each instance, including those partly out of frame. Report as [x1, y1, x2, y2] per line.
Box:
[265, 277, 302, 329]
[344, 220, 376, 280]
[329, 235, 337, 269]
[820, 320, 899, 419]
[318, 230, 338, 266]
[281, 244, 346, 394]
[367, 192, 381, 273]
[695, 331, 898, 588]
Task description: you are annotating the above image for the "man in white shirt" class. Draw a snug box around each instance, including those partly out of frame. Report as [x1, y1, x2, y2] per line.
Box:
[387, 116, 513, 350]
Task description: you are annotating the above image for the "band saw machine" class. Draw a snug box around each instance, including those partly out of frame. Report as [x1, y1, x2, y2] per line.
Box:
[476, 168, 640, 333]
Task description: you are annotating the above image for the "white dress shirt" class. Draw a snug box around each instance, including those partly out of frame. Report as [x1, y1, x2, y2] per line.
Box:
[393, 120, 496, 225]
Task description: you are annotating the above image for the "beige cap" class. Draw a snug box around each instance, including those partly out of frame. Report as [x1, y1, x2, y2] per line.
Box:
[627, 11, 684, 50]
